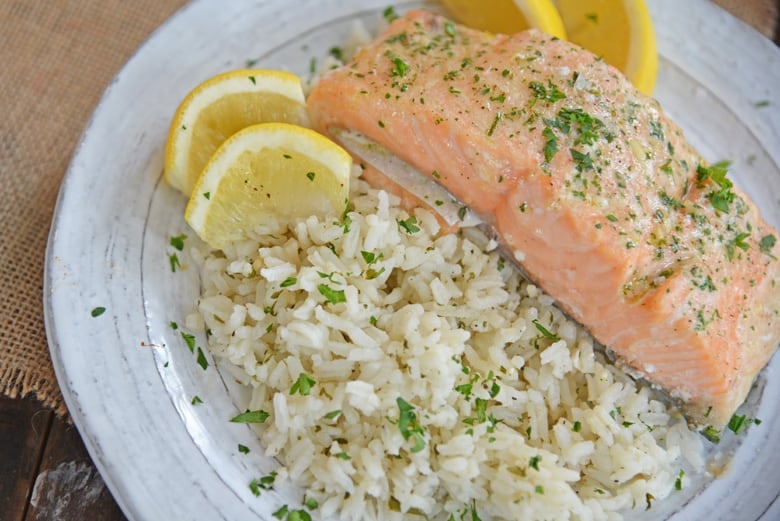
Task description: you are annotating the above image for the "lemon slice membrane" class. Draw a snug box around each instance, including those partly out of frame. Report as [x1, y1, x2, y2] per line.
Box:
[185, 123, 352, 250]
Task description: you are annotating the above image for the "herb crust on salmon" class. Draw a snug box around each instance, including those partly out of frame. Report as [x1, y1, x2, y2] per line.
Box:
[307, 9, 780, 427]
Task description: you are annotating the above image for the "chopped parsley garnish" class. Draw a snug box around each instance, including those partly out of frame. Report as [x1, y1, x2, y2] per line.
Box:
[196, 347, 209, 370]
[272, 506, 289, 519]
[306, 171, 316, 181]
[396, 397, 426, 453]
[570, 148, 594, 172]
[324, 409, 341, 420]
[287, 510, 313, 521]
[290, 373, 316, 396]
[383, 6, 398, 22]
[727, 413, 761, 435]
[542, 127, 558, 162]
[238, 444, 250, 454]
[203, 191, 211, 200]
[318, 283, 346, 304]
[169, 252, 181, 272]
[529, 455, 541, 471]
[249, 471, 277, 497]
[169, 234, 187, 251]
[760, 234, 777, 256]
[280, 276, 297, 288]
[702, 426, 721, 443]
[398, 215, 421, 233]
[529, 80, 566, 103]
[532, 319, 560, 341]
[230, 409, 270, 423]
[180, 331, 196, 353]
[444, 20, 456, 37]
[90, 306, 106, 317]
[572, 421, 582, 432]
[696, 160, 734, 213]
[390, 55, 408, 77]
[675, 469, 685, 490]
[191, 395, 203, 405]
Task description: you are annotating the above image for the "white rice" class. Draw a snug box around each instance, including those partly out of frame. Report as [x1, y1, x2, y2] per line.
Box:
[188, 167, 704, 520]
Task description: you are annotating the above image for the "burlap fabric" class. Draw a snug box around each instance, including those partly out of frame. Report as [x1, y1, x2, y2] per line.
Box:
[0, 0, 187, 416]
[0, 1, 776, 418]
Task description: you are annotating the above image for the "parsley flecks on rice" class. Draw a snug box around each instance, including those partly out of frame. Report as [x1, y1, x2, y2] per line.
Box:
[187, 166, 703, 520]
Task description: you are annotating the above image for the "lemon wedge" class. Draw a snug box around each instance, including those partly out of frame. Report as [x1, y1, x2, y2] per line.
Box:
[441, 0, 566, 38]
[164, 69, 309, 196]
[554, 0, 658, 95]
[185, 123, 352, 250]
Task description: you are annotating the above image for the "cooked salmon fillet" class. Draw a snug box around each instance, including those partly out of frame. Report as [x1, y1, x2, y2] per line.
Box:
[306, 9, 780, 427]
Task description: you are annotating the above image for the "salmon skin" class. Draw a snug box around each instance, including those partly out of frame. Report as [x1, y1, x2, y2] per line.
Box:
[307, 9, 780, 428]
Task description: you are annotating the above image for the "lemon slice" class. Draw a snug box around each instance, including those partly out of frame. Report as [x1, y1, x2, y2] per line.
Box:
[185, 123, 352, 250]
[164, 69, 309, 196]
[442, 0, 566, 38]
[554, 0, 658, 95]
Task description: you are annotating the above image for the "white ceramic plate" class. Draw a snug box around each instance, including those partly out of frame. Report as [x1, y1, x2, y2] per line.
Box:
[44, 0, 780, 519]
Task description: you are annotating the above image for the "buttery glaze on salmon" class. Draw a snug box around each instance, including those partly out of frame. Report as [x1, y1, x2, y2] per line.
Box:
[307, 9, 780, 427]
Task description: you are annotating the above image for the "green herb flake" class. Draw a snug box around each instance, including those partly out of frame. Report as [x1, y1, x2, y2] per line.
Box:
[238, 444, 250, 454]
[280, 276, 297, 288]
[606, 214, 618, 222]
[535, 485, 545, 494]
[532, 319, 560, 341]
[324, 409, 341, 420]
[230, 409, 270, 423]
[272, 505, 289, 519]
[383, 6, 398, 22]
[196, 347, 209, 370]
[329, 46, 343, 60]
[542, 126, 558, 163]
[675, 469, 685, 490]
[169, 234, 187, 251]
[444, 20, 456, 37]
[180, 331, 196, 353]
[760, 234, 777, 255]
[290, 373, 317, 396]
[529, 80, 566, 103]
[585, 13, 598, 23]
[169, 252, 181, 272]
[398, 215, 421, 233]
[702, 426, 721, 443]
[304, 496, 318, 510]
[396, 397, 426, 453]
[90, 306, 106, 317]
[318, 283, 346, 304]
[754, 100, 770, 108]
[191, 395, 203, 405]
[203, 191, 211, 200]
[529, 455, 541, 471]
[306, 171, 316, 181]
[287, 510, 313, 521]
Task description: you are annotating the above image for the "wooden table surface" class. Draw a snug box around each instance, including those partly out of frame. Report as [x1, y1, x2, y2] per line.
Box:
[1, 6, 778, 521]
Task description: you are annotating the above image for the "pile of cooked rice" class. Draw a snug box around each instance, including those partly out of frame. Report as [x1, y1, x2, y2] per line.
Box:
[187, 166, 704, 520]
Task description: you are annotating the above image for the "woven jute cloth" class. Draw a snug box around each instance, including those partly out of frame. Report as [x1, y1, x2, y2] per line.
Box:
[0, 1, 777, 417]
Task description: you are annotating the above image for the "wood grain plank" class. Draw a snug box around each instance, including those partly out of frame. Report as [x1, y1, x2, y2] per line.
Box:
[25, 413, 127, 521]
[0, 395, 52, 521]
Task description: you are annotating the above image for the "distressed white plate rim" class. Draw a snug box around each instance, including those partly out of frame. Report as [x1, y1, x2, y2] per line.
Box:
[44, 0, 780, 519]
